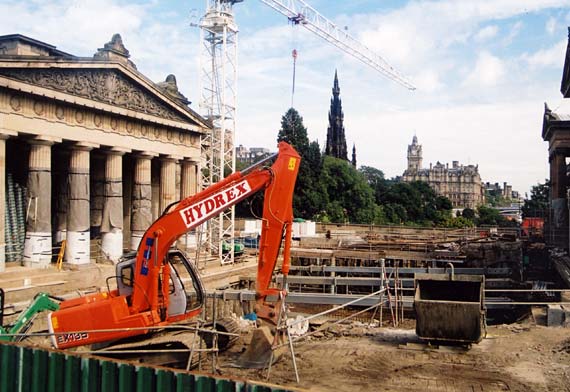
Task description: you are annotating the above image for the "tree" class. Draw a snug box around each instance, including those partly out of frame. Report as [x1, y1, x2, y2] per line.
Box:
[462, 208, 476, 220]
[359, 166, 389, 204]
[522, 180, 549, 218]
[476, 205, 516, 227]
[277, 108, 324, 219]
[277, 108, 309, 152]
[319, 156, 380, 224]
[375, 181, 452, 226]
[442, 216, 475, 228]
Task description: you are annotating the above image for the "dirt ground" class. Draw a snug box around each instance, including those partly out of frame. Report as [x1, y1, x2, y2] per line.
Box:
[213, 317, 570, 392]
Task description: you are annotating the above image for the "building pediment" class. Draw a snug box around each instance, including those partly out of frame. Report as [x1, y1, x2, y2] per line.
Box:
[0, 66, 207, 127]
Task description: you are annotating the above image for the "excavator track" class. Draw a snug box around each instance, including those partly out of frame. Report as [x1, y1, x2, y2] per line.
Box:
[94, 330, 204, 369]
[202, 317, 241, 352]
[92, 318, 241, 369]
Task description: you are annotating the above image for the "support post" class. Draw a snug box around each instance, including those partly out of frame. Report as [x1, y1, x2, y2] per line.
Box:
[178, 159, 199, 250]
[23, 140, 53, 268]
[160, 156, 178, 214]
[130, 154, 153, 250]
[101, 150, 125, 262]
[65, 145, 93, 265]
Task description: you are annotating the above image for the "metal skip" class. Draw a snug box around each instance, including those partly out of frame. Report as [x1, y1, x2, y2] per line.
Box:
[414, 273, 486, 344]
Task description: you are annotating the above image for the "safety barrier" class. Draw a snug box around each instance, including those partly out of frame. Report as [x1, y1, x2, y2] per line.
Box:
[0, 342, 292, 392]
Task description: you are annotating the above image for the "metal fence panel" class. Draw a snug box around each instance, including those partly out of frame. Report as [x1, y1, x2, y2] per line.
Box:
[0, 342, 295, 392]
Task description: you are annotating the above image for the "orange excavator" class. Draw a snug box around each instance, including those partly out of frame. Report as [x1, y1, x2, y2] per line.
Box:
[47, 142, 300, 365]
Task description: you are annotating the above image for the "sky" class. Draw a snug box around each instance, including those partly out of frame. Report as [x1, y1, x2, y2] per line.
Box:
[1, 1, 570, 196]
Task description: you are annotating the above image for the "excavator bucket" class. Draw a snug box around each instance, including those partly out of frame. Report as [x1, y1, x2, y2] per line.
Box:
[234, 326, 280, 368]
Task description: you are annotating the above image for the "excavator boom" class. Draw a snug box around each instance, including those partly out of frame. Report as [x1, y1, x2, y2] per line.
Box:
[48, 141, 300, 350]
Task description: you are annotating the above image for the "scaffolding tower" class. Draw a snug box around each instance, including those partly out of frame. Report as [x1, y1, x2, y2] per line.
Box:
[199, 0, 240, 264]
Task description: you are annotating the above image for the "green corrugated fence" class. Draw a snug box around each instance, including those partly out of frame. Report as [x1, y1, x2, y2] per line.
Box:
[0, 342, 294, 392]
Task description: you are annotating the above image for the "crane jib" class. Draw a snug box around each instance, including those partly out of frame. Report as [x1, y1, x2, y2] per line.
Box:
[179, 180, 252, 228]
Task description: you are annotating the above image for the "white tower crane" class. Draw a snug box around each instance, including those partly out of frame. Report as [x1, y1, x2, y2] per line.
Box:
[199, 0, 240, 264]
[259, 0, 416, 90]
[198, 0, 414, 265]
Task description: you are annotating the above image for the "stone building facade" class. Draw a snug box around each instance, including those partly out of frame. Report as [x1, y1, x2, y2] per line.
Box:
[402, 136, 485, 209]
[235, 145, 272, 165]
[542, 27, 570, 250]
[0, 34, 209, 271]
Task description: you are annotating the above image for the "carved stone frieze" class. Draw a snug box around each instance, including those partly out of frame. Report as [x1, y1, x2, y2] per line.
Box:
[0, 89, 196, 148]
[9, 95, 21, 111]
[0, 68, 186, 122]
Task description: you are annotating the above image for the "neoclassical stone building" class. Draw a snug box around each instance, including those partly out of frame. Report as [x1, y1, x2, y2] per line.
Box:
[0, 34, 209, 271]
[542, 27, 570, 249]
[402, 136, 485, 209]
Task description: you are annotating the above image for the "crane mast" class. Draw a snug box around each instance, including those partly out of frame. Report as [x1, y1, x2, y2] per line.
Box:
[199, 0, 240, 264]
[197, 0, 414, 264]
[258, 0, 415, 90]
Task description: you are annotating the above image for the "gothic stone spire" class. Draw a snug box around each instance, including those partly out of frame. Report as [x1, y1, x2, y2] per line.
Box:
[325, 69, 348, 160]
[351, 143, 357, 167]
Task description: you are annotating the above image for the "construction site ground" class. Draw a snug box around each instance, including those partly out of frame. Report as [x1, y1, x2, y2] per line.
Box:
[220, 316, 570, 392]
[2, 258, 570, 391]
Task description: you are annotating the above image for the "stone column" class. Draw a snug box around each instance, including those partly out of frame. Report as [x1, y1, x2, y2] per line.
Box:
[178, 159, 199, 249]
[130, 154, 153, 251]
[54, 151, 69, 244]
[181, 159, 199, 198]
[160, 157, 177, 214]
[90, 155, 105, 237]
[65, 145, 93, 265]
[101, 150, 125, 263]
[23, 140, 53, 268]
[550, 152, 569, 248]
[0, 136, 7, 272]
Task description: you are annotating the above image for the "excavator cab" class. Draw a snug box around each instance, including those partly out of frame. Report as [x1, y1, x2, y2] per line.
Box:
[116, 249, 205, 317]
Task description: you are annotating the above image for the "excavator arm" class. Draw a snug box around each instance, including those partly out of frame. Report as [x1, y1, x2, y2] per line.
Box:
[130, 141, 300, 318]
[48, 141, 300, 349]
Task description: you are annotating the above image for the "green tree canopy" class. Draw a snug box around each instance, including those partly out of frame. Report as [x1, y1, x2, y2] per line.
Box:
[462, 208, 476, 220]
[522, 180, 549, 218]
[319, 156, 381, 224]
[359, 166, 390, 203]
[476, 205, 517, 227]
[375, 181, 452, 226]
[277, 108, 309, 152]
[277, 108, 324, 219]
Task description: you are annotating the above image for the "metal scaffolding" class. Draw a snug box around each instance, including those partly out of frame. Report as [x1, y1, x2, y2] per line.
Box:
[199, 0, 239, 264]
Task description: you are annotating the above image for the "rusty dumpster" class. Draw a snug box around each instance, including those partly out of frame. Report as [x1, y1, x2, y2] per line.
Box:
[414, 273, 486, 344]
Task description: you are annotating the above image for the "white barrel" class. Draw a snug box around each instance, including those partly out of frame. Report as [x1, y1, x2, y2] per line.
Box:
[65, 230, 90, 265]
[23, 231, 52, 268]
[102, 228, 123, 263]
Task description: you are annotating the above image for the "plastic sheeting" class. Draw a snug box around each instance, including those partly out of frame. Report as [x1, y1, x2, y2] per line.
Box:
[131, 183, 152, 232]
[67, 172, 90, 231]
[552, 198, 568, 229]
[55, 173, 68, 232]
[26, 170, 51, 233]
[101, 181, 123, 232]
[90, 175, 104, 227]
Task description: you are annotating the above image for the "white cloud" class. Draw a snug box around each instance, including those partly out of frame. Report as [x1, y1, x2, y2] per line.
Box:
[522, 40, 567, 68]
[463, 51, 506, 87]
[546, 16, 557, 35]
[0, 0, 147, 55]
[502, 21, 524, 45]
[0, 0, 566, 195]
[474, 25, 499, 42]
[414, 70, 445, 92]
[344, 100, 549, 195]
